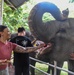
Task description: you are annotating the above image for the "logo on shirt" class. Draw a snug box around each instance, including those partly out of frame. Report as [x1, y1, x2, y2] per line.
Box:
[16, 39, 28, 47]
[22, 40, 28, 46]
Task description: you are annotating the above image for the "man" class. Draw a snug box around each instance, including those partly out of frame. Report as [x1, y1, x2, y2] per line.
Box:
[0, 25, 45, 75]
[10, 27, 33, 75]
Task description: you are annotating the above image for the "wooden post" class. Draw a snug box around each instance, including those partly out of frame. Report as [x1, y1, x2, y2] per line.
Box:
[0, 0, 4, 24]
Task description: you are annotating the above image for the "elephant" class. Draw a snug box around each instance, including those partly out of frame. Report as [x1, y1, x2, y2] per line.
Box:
[28, 1, 74, 75]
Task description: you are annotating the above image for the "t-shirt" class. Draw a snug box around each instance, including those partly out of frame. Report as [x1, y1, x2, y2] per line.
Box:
[0, 41, 17, 70]
[10, 36, 33, 65]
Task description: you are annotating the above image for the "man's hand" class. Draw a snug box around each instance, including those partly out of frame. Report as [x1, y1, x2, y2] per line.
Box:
[0, 59, 11, 65]
[37, 43, 52, 55]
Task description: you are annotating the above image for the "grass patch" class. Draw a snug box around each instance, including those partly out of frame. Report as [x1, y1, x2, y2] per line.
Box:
[35, 62, 68, 75]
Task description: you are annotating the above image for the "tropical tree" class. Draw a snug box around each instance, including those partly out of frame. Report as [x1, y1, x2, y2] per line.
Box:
[3, 0, 35, 33]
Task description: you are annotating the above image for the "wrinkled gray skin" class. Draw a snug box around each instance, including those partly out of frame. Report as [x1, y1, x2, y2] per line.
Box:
[28, 2, 74, 75]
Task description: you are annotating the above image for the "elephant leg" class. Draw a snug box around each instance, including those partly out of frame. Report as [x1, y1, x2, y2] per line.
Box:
[47, 60, 54, 75]
[68, 60, 74, 75]
[30, 60, 36, 75]
[47, 65, 54, 75]
[56, 61, 64, 75]
[47, 61, 63, 75]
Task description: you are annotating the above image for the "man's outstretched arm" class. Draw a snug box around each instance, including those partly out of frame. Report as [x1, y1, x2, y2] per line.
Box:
[14, 44, 44, 53]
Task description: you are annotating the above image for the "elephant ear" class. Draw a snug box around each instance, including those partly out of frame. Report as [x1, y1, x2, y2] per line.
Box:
[28, 2, 69, 43]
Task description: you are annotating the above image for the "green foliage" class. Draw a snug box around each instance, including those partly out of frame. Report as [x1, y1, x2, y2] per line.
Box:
[35, 62, 68, 75]
[3, 0, 37, 33]
[69, 0, 74, 2]
[3, 2, 31, 33]
[42, 13, 55, 23]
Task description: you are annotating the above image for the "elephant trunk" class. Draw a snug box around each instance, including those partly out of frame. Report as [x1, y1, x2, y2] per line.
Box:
[28, 2, 68, 43]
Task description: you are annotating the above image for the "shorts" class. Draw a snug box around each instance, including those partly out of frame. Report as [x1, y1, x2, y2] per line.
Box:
[0, 66, 9, 75]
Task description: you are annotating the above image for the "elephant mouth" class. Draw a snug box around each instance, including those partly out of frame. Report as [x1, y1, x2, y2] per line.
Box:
[36, 43, 52, 55]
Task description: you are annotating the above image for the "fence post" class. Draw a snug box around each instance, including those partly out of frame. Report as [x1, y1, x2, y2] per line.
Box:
[54, 61, 57, 75]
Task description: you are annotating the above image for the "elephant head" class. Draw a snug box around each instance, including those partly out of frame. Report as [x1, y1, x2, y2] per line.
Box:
[28, 2, 74, 62]
[28, 2, 69, 43]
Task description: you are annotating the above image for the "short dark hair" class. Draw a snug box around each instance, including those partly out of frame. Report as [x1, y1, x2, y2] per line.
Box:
[0, 25, 7, 32]
[18, 27, 25, 33]
[0, 25, 7, 37]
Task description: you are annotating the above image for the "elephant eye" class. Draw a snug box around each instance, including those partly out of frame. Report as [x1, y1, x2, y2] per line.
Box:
[57, 28, 66, 33]
[59, 28, 66, 33]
